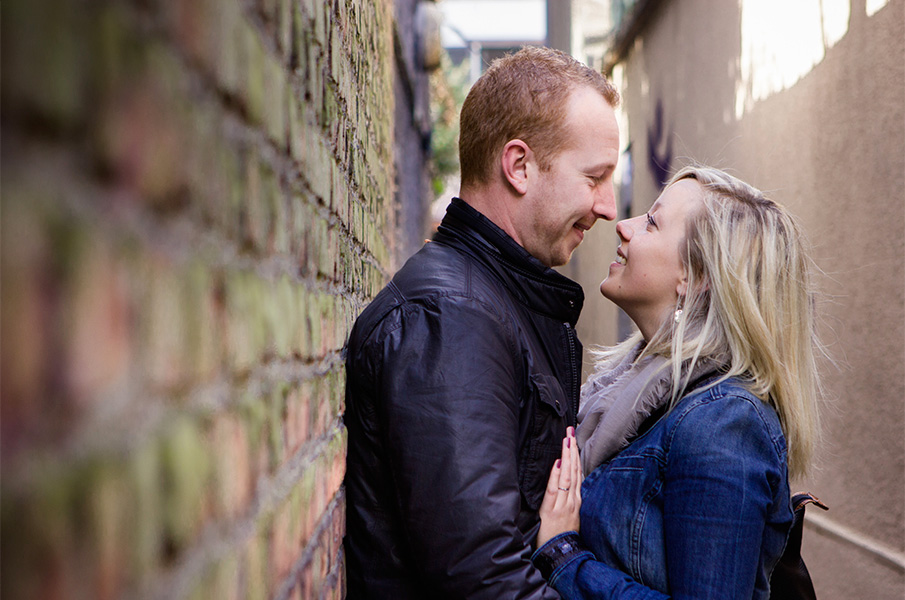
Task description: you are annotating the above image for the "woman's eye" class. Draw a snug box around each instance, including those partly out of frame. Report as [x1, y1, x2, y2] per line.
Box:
[646, 213, 656, 228]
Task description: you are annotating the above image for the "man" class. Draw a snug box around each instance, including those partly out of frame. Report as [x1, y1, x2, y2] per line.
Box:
[344, 46, 620, 598]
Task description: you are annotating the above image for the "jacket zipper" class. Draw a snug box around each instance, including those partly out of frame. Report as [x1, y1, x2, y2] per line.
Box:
[564, 322, 579, 423]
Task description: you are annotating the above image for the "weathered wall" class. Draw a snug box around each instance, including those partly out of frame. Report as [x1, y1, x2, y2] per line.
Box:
[569, 0, 905, 598]
[393, 0, 435, 264]
[0, 0, 404, 598]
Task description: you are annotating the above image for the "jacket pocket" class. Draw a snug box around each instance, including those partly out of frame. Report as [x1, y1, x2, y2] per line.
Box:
[583, 449, 667, 588]
[519, 373, 569, 510]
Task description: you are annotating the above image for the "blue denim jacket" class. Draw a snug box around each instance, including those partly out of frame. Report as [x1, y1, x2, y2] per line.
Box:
[534, 379, 793, 599]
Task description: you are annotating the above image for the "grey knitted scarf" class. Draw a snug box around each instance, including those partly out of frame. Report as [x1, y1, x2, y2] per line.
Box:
[577, 343, 722, 475]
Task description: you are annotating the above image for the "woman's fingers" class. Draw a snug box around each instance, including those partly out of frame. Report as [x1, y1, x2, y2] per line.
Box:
[543, 427, 580, 507]
[569, 427, 582, 507]
[544, 456, 563, 498]
[539, 442, 566, 527]
[557, 428, 573, 496]
[571, 426, 581, 481]
[537, 428, 580, 546]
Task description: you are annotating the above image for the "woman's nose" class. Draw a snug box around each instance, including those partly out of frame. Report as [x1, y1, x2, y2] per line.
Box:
[615, 219, 632, 241]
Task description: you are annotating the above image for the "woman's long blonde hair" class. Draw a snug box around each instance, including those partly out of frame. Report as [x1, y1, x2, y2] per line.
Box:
[597, 165, 821, 478]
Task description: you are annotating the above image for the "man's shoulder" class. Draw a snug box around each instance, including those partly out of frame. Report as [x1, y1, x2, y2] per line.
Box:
[393, 240, 471, 293]
[351, 241, 514, 343]
[391, 239, 512, 304]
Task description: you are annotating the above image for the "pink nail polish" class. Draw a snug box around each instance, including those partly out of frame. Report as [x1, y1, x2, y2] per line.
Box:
[567, 437, 571, 448]
[556, 459, 561, 468]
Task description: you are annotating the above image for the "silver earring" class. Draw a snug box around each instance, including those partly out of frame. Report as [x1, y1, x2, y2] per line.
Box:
[674, 309, 683, 324]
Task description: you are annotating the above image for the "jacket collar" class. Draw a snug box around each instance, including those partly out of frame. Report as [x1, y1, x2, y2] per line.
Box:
[434, 198, 584, 325]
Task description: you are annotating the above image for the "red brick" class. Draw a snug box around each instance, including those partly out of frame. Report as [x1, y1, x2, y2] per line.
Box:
[63, 236, 132, 409]
[210, 412, 253, 520]
[2, 1, 400, 599]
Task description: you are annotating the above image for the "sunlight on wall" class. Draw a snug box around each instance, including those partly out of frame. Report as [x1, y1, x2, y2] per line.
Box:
[440, 0, 545, 43]
[611, 63, 631, 155]
[866, 0, 891, 17]
[735, 0, 850, 119]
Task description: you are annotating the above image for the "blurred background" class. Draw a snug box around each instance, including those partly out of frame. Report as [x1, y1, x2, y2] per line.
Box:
[2, 0, 903, 598]
[433, 5, 905, 595]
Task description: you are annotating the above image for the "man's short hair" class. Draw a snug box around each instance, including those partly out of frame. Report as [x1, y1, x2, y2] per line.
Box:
[458, 46, 620, 188]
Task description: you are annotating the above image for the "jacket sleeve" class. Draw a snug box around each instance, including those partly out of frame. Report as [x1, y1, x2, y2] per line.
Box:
[536, 394, 786, 600]
[367, 297, 559, 599]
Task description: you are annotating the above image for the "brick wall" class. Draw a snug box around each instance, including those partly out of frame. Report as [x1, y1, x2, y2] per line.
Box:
[1, 0, 406, 598]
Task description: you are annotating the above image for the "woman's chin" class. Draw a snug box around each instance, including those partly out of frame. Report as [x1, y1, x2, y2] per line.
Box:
[599, 279, 616, 300]
[599, 286, 632, 319]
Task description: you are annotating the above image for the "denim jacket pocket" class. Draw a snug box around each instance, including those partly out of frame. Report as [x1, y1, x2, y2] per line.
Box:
[519, 372, 569, 510]
[581, 449, 668, 588]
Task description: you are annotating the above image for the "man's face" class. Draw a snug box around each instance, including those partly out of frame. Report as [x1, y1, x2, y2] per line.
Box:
[518, 87, 620, 267]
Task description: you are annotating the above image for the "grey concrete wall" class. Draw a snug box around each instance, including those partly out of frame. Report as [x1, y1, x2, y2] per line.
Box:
[393, 0, 436, 267]
[568, 0, 905, 597]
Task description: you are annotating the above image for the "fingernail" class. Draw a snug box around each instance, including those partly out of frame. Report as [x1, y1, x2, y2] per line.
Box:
[556, 459, 561, 468]
[567, 437, 571, 448]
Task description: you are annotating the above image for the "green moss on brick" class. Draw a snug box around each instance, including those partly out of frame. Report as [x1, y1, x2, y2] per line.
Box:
[128, 439, 164, 584]
[4, 0, 88, 129]
[243, 527, 270, 600]
[267, 385, 288, 471]
[214, 0, 244, 96]
[264, 54, 288, 147]
[244, 25, 267, 126]
[2, 0, 401, 598]
[161, 416, 211, 554]
[272, 275, 293, 358]
[183, 261, 219, 381]
[1, 461, 78, 600]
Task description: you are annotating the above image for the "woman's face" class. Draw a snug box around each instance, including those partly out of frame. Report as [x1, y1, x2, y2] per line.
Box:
[600, 178, 703, 340]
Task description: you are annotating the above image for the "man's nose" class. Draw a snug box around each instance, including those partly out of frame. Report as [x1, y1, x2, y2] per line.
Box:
[593, 182, 618, 221]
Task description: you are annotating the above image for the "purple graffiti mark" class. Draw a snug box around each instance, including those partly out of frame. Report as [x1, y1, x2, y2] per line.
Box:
[647, 100, 673, 189]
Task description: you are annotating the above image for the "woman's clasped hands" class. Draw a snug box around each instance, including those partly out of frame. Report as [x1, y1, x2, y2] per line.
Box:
[537, 426, 583, 547]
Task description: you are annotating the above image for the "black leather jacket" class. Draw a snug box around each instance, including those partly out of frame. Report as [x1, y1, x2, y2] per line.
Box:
[344, 198, 584, 599]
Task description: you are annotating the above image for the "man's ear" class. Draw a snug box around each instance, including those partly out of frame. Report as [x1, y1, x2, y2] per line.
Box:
[500, 139, 531, 195]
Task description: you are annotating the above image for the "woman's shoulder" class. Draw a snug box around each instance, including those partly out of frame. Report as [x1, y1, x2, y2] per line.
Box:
[674, 377, 774, 415]
[663, 378, 787, 459]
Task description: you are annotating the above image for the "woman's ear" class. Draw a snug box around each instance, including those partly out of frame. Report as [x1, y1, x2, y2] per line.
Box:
[501, 139, 531, 195]
[679, 274, 710, 299]
[677, 272, 689, 298]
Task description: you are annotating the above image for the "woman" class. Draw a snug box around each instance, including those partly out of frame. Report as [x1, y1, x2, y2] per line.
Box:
[533, 166, 821, 599]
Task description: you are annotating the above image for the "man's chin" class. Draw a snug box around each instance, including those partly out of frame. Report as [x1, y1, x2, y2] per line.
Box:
[537, 242, 575, 268]
[549, 251, 571, 268]
[557, 241, 584, 267]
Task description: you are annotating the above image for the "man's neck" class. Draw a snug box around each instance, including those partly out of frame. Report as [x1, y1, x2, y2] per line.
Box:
[458, 184, 523, 248]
